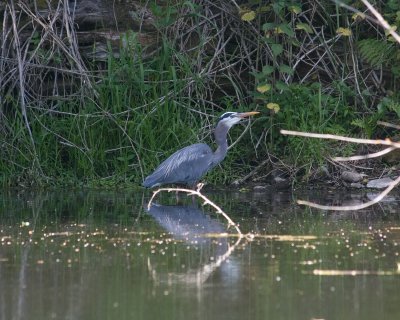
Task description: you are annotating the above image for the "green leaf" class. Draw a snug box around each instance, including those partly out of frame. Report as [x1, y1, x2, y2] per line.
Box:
[254, 92, 268, 100]
[262, 22, 276, 31]
[241, 11, 256, 22]
[277, 23, 295, 37]
[296, 23, 313, 34]
[256, 83, 271, 93]
[279, 64, 294, 75]
[352, 12, 366, 21]
[267, 102, 280, 113]
[289, 5, 302, 14]
[275, 81, 288, 91]
[384, 25, 397, 36]
[250, 71, 264, 80]
[117, 154, 135, 162]
[262, 65, 275, 75]
[351, 119, 365, 129]
[272, 2, 285, 15]
[271, 43, 283, 57]
[336, 27, 352, 37]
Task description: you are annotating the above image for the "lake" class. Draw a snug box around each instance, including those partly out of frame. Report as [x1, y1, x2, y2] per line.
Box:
[0, 188, 399, 320]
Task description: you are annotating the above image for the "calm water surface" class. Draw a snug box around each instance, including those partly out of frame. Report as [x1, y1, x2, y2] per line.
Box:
[0, 188, 399, 320]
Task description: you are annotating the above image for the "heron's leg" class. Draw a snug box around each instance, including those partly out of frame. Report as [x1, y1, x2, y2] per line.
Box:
[196, 182, 205, 192]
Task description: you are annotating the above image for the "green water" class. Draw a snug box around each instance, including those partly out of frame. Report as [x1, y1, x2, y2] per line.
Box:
[0, 189, 399, 320]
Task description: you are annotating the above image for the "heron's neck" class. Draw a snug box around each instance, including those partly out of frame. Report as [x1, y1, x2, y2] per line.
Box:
[212, 122, 230, 164]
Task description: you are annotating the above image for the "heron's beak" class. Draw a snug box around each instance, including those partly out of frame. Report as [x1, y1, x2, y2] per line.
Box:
[238, 111, 260, 118]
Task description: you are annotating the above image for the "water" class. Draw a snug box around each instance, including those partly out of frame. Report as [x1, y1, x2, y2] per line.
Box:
[0, 189, 399, 320]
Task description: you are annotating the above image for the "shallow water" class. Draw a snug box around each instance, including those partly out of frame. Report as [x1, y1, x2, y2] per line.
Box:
[0, 188, 399, 320]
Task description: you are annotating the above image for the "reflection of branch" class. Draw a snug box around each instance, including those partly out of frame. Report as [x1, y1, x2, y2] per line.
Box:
[148, 187, 243, 236]
[147, 187, 245, 285]
[298, 175, 400, 211]
[148, 235, 242, 285]
[280, 129, 400, 211]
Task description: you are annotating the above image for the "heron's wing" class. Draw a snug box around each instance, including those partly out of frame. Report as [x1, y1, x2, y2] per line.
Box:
[161, 143, 213, 176]
[143, 143, 213, 187]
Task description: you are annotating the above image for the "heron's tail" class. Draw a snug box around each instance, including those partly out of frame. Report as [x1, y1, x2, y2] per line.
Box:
[142, 173, 161, 188]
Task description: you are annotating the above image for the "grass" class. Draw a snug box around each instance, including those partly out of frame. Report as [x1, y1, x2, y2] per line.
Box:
[1, 0, 400, 188]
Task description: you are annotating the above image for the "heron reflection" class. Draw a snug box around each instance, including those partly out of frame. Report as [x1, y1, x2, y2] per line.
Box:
[145, 203, 242, 285]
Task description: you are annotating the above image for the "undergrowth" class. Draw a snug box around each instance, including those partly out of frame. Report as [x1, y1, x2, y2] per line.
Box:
[1, 0, 400, 188]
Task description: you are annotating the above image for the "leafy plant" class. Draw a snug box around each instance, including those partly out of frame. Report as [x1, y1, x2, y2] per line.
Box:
[358, 39, 400, 75]
[262, 84, 357, 168]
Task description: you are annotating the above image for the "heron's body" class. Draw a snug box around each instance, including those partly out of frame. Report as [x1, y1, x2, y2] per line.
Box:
[142, 111, 258, 188]
[143, 143, 215, 188]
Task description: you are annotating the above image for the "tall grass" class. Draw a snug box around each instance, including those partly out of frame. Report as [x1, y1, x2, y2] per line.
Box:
[1, 0, 400, 187]
[1, 34, 213, 187]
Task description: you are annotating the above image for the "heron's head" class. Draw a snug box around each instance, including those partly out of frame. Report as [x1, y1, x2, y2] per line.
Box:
[217, 111, 259, 128]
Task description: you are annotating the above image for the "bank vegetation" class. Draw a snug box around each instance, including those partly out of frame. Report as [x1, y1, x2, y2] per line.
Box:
[1, 0, 399, 188]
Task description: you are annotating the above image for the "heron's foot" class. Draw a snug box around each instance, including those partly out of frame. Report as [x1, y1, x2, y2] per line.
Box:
[196, 182, 205, 192]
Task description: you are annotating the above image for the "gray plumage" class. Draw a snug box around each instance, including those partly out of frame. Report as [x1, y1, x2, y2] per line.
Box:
[142, 111, 258, 188]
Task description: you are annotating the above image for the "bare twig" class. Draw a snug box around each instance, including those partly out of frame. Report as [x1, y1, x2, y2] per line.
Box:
[9, 1, 41, 172]
[333, 0, 400, 45]
[281, 129, 400, 210]
[333, 147, 396, 161]
[377, 121, 400, 130]
[281, 129, 400, 148]
[360, 0, 400, 44]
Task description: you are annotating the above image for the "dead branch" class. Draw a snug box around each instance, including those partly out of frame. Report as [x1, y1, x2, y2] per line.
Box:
[360, 0, 400, 44]
[281, 129, 400, 210]
[377, 121, 400, 130]
[333, 147, 396, 162]
[281, 130, 400, 148]
[148, 186, 243, 236]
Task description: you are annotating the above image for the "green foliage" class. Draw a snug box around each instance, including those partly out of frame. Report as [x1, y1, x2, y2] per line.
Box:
[3, 0, 400, 187]
[349, 95, 400, 139]
[0, 32, 204, 187]
[261, 84, 357, 167]
[358, 39, 400, 73]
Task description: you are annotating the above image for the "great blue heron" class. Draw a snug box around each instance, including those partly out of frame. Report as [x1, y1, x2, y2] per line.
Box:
[142, 111, 259, 188]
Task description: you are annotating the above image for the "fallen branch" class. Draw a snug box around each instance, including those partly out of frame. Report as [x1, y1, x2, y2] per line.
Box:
[281, 129, 400, 211]
[377, 121, 400, 130]
[280, 130, 400, 148]
[333, 147, 396, 162]
[284, 0, 400, 210]
[148, 185, 243, 236]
